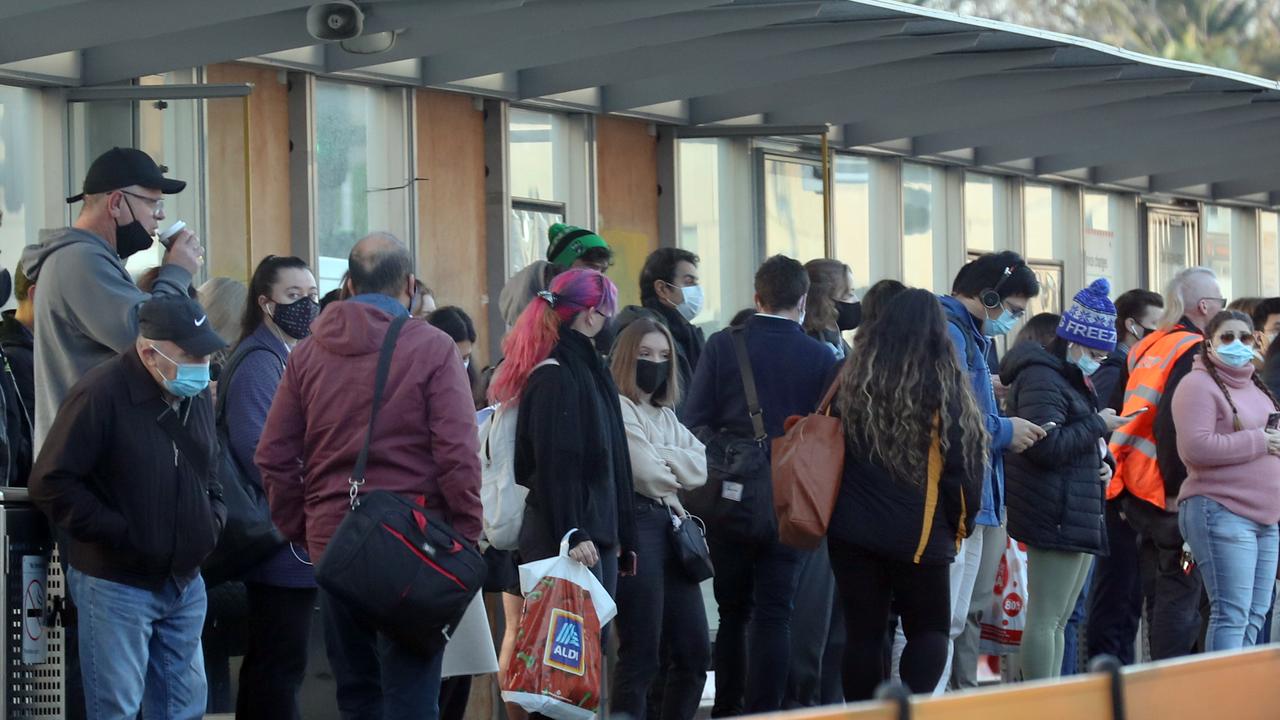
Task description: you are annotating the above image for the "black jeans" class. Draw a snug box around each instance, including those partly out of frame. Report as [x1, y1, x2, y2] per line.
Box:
[1124, 496, 1204, 660]
[237, 583, 317, 720]
[708, 530, 803, 717]
[784, 540, 844, 708]
[1086, 499, 1144, 664]
[829, 538, 950, 702]
[319, 589, 445, 720]
[613, 500, 710, 720]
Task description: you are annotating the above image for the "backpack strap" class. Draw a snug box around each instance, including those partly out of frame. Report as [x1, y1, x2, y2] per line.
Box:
[945, 314, 982, 373]
[215, 344, 285, 428]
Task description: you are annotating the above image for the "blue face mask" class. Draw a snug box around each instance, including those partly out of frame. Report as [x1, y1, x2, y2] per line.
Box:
[1072, 347, 1102, 377]
[151, 345, 211, 398]
[983, 308, 1018, 337]
[1214, 341, 1256, 369]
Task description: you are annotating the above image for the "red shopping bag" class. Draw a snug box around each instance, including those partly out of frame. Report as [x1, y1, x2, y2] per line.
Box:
[979, 536, 1029, 656]
[501, 532, 617, 720]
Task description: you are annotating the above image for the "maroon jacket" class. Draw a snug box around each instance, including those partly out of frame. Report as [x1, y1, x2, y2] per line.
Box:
[256, 300, 483, 560]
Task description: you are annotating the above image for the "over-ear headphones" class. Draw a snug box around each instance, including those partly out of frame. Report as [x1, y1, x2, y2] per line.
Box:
[980, 266, 1014, 309]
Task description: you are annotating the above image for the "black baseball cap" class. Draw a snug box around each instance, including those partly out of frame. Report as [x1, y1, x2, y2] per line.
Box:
[138, 296, 227, 357]
[66, 147, 186, 204]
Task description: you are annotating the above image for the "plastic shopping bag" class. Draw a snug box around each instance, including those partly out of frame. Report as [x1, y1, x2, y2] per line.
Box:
[501, 531, 618, 720]
[979, 536, 1029, 656]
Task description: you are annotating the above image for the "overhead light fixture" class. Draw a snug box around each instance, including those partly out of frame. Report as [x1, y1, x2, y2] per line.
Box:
[340, 30, 399, 55]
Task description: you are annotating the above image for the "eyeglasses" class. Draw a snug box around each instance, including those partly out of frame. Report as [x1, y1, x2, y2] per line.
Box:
[120, 190, 164, 215]
[1002, 301, 1027, 319]
[1216, 332, 1256, 346]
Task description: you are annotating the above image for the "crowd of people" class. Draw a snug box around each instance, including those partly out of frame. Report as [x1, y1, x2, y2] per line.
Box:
[6, 146, 1280, 720]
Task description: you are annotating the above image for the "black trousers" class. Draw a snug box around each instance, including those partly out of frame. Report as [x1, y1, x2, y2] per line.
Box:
[708, 531, 802, 717]
[829, 538, 951, 702]
[236, 583, 317, 720]
[612, 500, 710, 720]
[1123, 496, 1204, 660]
[784, 540, 844, 708]
[1086, 499, 1144, 664]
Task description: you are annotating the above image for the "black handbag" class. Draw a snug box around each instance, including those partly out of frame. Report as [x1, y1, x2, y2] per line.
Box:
[683, 327, 777, 544]
[202, 346, 286, 587]
[667, 506, 713, 583]
[315, 315, 486, 657]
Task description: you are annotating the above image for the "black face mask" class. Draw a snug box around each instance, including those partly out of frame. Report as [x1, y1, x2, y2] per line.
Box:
[115, 196, 155, 261]
[835, 300, 862, 331]
[636, 359, 670, 397]
[270, 297, 320, 340]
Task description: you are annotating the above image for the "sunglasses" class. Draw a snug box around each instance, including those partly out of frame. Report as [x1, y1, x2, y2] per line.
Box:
[1216, 332, 1256, 346]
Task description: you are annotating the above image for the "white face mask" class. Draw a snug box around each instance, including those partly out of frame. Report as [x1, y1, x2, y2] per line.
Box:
[667, 281, 704, 322]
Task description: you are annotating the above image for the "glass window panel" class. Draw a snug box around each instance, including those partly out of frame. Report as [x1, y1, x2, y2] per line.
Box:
[508, 202, 564, 278]
[902, 162, 938, 290]
[1024, 183, 1054, 260]
[509, 108, 570, 202]
[964, 172, 996, 252]
[1262, 211, 1280, 296]
[1203, 205, 1233, 301]
[1084, 191, 1115, 284]
[314, 80, 411, 295]
[0, 86, 48, 297]
[833, 154, 870, 291]
[679, 140, 726, 328]
[763, 155, 825, 262]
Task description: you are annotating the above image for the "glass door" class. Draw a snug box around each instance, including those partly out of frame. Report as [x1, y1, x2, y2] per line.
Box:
[1146, 204, 1200, 293]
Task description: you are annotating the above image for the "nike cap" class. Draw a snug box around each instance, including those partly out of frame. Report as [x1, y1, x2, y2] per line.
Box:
[67, 147, 186, 204]
[138, 295, 227, 357]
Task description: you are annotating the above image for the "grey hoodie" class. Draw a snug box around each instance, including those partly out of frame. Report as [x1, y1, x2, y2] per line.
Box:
[20, 228, 192, 450]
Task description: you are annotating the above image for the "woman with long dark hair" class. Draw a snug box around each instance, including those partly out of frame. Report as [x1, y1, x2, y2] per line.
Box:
[1173, 310, 1280, 650]
[1002, 279, 1126, 679]
[225, 255, 319, 720]
[828, 289, 987, 699]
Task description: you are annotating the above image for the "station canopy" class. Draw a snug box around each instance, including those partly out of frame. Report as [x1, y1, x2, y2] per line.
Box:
[3, 0, 1280, 204]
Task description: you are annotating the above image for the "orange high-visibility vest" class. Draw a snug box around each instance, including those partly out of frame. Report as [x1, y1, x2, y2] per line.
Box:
[1107, 327, 1203, 508]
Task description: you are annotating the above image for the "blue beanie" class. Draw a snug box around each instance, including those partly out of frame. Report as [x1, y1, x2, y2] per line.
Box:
[1057, 278, 1117, 351]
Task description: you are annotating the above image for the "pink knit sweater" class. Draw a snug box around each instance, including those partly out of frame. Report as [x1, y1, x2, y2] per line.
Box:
[1173, 355, 1280, 525]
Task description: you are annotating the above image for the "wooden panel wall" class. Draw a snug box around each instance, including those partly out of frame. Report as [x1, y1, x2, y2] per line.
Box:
[415, 89, 490, 364]
[205, 63, 292, 282]
[596, 116, 660, 308]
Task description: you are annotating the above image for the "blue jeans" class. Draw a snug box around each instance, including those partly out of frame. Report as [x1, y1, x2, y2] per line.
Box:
[66, 568, 208, 720]
[1179, 496, 1280, 651]
[319, 589, 445, 720]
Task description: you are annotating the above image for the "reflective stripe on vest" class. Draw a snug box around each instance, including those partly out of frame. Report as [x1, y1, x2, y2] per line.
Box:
[1108, 328, 1202, 506]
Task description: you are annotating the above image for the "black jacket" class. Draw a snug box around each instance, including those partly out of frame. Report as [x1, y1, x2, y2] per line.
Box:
[29, 348, 226, 590]
[1153, 318, 1204, 501]
[611, 299, 706, 415]
[1093, 344, 1129, 414]
[829, 401, 982, 565]
[0, 311, 33, 416]
[1001, 342, 1110, 555]
[515, 329, 637, 558]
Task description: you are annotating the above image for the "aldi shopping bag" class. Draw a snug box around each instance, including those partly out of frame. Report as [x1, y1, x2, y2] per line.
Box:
[979, 536, 1029, 656]
[501, 531, 617, 720]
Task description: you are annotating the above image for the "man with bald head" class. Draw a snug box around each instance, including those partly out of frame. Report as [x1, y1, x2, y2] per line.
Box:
[257, 232, 482, 720]
[1110, 266, 1225, 660]
[20, 147, 205, 451]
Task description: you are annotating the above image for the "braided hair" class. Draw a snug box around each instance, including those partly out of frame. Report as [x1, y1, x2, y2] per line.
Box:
[1200, 310, 1280, 431]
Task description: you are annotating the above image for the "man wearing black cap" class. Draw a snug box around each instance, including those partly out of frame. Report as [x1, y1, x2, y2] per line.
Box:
[19, 147, 205, 453]
[29, 295, 227, 720]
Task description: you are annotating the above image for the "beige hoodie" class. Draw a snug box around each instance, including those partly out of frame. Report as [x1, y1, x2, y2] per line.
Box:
[618, 395, 707, 515]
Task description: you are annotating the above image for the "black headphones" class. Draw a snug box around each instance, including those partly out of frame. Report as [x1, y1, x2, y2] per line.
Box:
[980, 266, 1014, 309]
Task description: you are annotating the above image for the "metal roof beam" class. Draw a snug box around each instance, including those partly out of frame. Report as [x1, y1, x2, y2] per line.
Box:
[518, 13, 906, 100]
[1146, 145, 1280, 192]
[79, 0, 516, 85]
[915, 92, 1254, 159]
[768, 63, 1117, 126]
[423, 4, 860, 87]
[0, 0, 84, 22]
[604, 31, 983, 114]
[1213, 173, 1280, 199]
[327, 0, 712, 73]
[686, 39, 1053, 124]
[843, 77, 1192, 148]
[0, 0, 310, 65]
[1088, 117, 1280, 183]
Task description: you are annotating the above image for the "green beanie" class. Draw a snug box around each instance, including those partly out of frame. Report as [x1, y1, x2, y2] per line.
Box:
[547, 223, 610, 269]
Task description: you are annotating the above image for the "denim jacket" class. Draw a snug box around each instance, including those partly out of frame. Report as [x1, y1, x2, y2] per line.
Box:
[939, 295, 1014, 527]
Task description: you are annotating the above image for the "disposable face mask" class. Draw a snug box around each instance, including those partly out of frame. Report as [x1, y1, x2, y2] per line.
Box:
[667, 282, 704, 322]
[983, 308, 1018, 337]
[1215, 341, 1255, 369]
[1073, 347, 1101, 377]
[151, 345, 210, 398]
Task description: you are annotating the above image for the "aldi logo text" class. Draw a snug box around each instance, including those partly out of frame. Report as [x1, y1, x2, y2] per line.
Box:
[544, 608, 586, 675]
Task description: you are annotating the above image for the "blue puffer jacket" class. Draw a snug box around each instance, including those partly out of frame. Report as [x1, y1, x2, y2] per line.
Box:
[938, 295, 1014, 527]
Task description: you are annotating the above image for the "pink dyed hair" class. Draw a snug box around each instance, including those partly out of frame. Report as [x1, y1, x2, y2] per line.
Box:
[489, 269, 618, 405]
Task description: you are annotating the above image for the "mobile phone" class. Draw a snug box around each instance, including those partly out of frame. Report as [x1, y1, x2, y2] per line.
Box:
[158, 220, 186, 248]
[1123, 407, 1150, 420]
[1040, 421, 1059, 432]
[1268, 412, 1280, 431]
[619, 551, 638, 577]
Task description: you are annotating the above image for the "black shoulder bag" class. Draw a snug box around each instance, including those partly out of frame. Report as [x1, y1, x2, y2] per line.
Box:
[203, 345, 286, 587]
[683, 326, 777, 544]
[316, 315, 486, 657]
